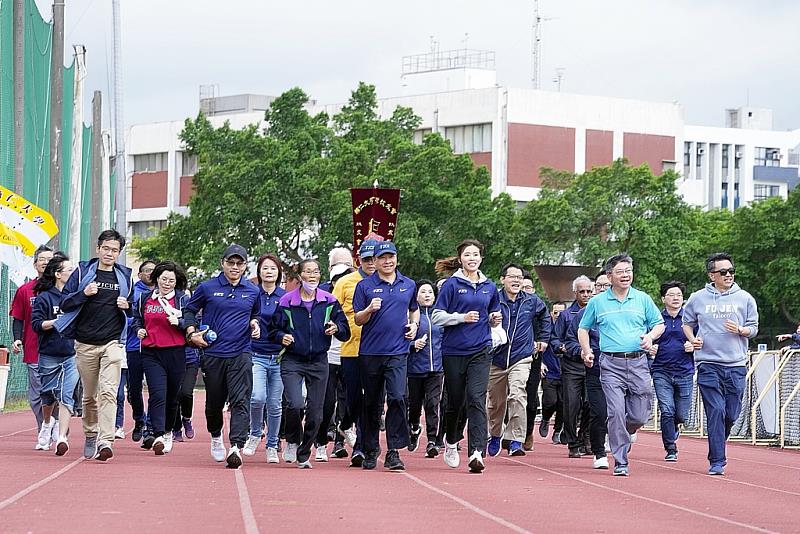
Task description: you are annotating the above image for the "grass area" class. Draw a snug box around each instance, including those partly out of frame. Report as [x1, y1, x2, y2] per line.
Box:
[1, 398, 30, 413]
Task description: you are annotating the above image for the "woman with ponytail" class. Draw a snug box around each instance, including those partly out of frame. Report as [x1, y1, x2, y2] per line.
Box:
[31, 253, 76, 455]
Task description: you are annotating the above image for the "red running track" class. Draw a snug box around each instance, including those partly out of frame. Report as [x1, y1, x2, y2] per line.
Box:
[1, 394, 799, 534]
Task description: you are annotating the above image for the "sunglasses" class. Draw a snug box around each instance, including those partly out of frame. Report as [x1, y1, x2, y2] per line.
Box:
[713, 268, 736, 276]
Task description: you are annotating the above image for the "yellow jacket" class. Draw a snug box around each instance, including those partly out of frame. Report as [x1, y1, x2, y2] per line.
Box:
[333, 269, 364, 357]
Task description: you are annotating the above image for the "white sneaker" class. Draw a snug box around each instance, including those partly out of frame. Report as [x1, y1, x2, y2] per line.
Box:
[163, 433, 174, 454]
[283, 442, 298, 463]
[593, 456, 610, 469]
[153, 436, 166, 455]
[266, 447, 279, 464]
[468, 450, 485, 473]
[114, 427, 125, 439]
[339, 424, 357, 448]
[297, 459, 312, 469]
[315, 444, 328, 462]
[36, 420, 54, 451]
[226, 445, 243, 469]
[444, 441, 460, 468]
[211, 437, 226, 462]
[52, 421, 61, 443]
[243, 435, 260, 457]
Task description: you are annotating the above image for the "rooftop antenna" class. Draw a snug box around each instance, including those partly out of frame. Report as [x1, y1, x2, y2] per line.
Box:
[553, 67, 565, 92]
[531, 0, 555, 90]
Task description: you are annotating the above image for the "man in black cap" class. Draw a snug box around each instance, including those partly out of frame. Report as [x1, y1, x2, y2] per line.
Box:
[184, 244, 261, 469]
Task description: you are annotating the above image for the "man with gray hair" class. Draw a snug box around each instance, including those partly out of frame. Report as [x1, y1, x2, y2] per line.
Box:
[550, 274, 593, 457]
[578, 254, 664, 476]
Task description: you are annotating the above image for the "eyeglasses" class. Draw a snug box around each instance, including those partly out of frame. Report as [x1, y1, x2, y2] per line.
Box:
[100, 245, 120, 254]
[224, 260, 245, 267]
[504, 275, 524, 280]
[713, 268, 735, 276]
[612, 269, 633, 276]
[663, 292, 683, 298]
[595, 283, 611, 289]
[302, 269, 321, 276]
[158, 277, 176, 284]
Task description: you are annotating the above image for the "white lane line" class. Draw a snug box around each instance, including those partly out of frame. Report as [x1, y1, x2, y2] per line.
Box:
[400, 471, 534, 534]
[636, 459, 800, 497]
[0, 426, 37, 439]
[502, 457, 778, 534]
[0, 457, 83, 511]
[634, 439, 800, 471]
[234, 469, 260, 534]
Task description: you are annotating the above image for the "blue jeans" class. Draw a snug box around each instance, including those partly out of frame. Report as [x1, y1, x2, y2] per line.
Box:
[696, 363, 746, 468]
[652, 371, 693, 453]
[249, 353, 284, 449]
[38, 354, 80, 415]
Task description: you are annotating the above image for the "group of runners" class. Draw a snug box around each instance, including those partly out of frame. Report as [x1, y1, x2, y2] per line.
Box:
[12, 228, 777, 476]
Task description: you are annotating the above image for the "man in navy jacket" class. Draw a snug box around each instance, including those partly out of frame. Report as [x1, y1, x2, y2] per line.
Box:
[486, 263, 551, 457]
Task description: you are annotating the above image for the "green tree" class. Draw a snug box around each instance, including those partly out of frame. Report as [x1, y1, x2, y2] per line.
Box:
[133, 83, 515, 282]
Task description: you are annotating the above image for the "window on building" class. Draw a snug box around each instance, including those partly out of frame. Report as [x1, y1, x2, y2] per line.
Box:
[755, 147, 780, 167]
[444, 123, 492, 154]
[721, 182, 740, 210]
[683, 142, 691, 177]
[412, 128, 433, 145]
[789, 149, 799, 167]
[180, 152, 198, 176]
[130, 220, 168, 239]
[721, 145, 729, 168]
[753, 184, 781, 201]
[696, 144, 704, 168]
[133, 153, 168, 172]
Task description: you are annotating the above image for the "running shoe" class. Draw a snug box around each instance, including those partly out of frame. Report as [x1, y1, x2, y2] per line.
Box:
[384, 449, 405, 470]
[51, 422, 60, 444]
[665, 451, 678, 462]
[408, 426, 422, 452]
[613, 464, 629, 476]
[226, 445, 243, 469]
[173, 430, 184, 443]
[183, 418, 195, 440]
[468, 451, 485, 473]
[95, 444, 114, 461]
[349, 450, 365, 467]
[163, 433, 174, 454]
[332, 441, 348, 458]
[708, 464, 725, 476]
[211, 436, 226, 462]
[283, 443, 298, 463]
[509, 441, 526, 456]
[338, 423, 357, 448]
[297, 459, 312, 469]
[315, 444, 328, 462]
[552, 431, 562, 445]
[83, 436, 97, 459]
[444, 441, 460, 468]
[362, 450, 378, 470]
[266, 447, 279, 464]
[132, 422, 145, 442]
[114, 427, 125, 440]
[153, 436, 166, 455]
[487, 436, 502, 457]
[243, 435, 260, 457]
[141, 434, 155, 450]
[425, 442, 439, 458]
[55, 438, 69, 457]
[37, 419, 54, 451]
[539, 418, 550, 438]
[593, 456, 609, 469]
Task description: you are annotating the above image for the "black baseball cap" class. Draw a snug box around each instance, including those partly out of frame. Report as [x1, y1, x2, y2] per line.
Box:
[222, 244, 248, 260]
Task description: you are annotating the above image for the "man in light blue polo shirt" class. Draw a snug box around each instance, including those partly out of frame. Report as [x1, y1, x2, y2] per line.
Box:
[578, 253, 664, 476]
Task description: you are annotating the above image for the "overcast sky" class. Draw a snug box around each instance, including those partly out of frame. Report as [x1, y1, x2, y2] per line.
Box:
[35, 0, 800, 131]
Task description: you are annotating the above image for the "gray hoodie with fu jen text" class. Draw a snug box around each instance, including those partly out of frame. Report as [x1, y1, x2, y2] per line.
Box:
[682, 282, 759, 367]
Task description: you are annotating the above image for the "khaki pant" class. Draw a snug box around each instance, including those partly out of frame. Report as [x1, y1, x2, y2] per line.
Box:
[75, 340, 124, 446]
[486, 357, 532, 442]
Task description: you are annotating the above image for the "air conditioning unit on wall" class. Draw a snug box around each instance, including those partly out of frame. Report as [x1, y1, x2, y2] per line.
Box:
[735, 151, 743, 158]
[697, 148, 705, 155]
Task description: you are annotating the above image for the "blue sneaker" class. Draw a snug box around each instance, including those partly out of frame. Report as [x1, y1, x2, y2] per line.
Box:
[665, 451, 678, 462]
[487, 436, 502, 457]
[508, 441, 526, 456]
[708, 464, 725, 476]
[613, 464, 629, 476]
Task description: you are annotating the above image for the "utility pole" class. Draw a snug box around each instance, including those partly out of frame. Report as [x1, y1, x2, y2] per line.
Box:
[90, 91, 102, 242]
[112, 0, 127, 262]
[49, 0, 65, 247]
[13, 0, 24, 193]
[532, 0, 541, 89]
[554, 68, 565, 92]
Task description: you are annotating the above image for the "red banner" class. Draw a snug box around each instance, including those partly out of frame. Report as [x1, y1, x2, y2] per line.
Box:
[351, 188, 400, 253]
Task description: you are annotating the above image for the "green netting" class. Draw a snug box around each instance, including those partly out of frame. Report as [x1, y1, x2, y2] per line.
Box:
[80, 124, 92, 259]
[60, 62, 74, 241]
[22, 0, 52, 208]
[0, 0, 14, 190]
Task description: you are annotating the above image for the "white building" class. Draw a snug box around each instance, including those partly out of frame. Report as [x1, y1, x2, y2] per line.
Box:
[124, 49, 800, 239]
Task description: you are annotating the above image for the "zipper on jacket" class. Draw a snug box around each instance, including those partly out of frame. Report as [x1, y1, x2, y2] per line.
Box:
[426, 308, 433, 372]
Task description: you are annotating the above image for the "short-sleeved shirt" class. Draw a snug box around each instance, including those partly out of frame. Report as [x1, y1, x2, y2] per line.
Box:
[352, 271, 418, 357]
[578, 286, 663, 353]
[10, 279, 39, 364]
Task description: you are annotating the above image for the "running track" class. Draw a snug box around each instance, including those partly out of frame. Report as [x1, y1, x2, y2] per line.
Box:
[1, 394, 799, 534]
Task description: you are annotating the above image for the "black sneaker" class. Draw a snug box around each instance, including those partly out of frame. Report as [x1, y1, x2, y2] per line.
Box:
[332, 441, 348, 458]
[350, 450, 365, 467]
[141, 435, 155, 450]
[425, 442, 440, 458]
[408, 426, 422, 452]
[384, 449, 405, 470]
[132, 423, 145, 442]
[362, 450, 378, 470]
[568, 448, 584, 458]
[538, 419, 550, 438]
